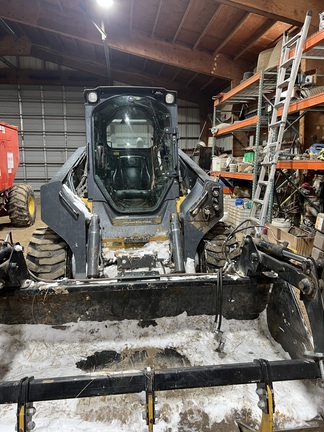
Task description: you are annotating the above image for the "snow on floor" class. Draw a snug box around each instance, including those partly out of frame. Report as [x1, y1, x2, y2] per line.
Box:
[0, 312, 323, 431]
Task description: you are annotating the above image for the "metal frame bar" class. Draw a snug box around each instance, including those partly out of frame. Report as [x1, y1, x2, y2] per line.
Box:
[0, 359, 320, 404]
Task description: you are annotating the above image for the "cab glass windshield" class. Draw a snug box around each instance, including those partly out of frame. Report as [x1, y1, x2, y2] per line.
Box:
[92, 94, 174, 213]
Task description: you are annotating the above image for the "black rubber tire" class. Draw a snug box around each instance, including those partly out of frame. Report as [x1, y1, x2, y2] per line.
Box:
[200, 222, 240, 272]
[8, 184, 36, 227]
[26, 227, 71, 280]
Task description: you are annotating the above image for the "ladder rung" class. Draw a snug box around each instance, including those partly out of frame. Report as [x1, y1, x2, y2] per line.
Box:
[280, 57, 295, 69]
[278, 78, 290, 89]
[274, 101, 285, 109]
[265, 142, 279, 148]
[261, 161, 273, 166]
[283, 33, 301, 48]
[253, 199, 264, 205]
[269, 120, 285, 128]
[258, 181, 268, 187]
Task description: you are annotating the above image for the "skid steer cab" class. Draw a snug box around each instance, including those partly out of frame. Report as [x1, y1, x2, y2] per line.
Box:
[27, 87, 226, 280]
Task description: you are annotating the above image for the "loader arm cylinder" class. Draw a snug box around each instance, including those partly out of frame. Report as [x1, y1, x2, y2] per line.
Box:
[87, 214, 101, 278]
[170, 213, 185, 273]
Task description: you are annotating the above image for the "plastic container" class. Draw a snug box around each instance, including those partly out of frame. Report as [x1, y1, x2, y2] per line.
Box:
[235, 198, 244, 206]
[229, 163, 238, 172]
[271, 218, 291, 232]
[212, 156, 227, 171]
[243, 151, 255, 163]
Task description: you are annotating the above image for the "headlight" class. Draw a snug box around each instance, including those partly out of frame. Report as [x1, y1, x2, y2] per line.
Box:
[87, 91, 98, 103]
[165, 93, 175, 104]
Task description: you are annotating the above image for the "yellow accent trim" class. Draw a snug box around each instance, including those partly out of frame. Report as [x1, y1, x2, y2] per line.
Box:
[147, 393, 154, 432]
[81, 198, 92, 212]
[258, 385, 273, 432]
[18, 405, 25, 430]
[176, 196, 186, 213]
[102, 236, 169, 249]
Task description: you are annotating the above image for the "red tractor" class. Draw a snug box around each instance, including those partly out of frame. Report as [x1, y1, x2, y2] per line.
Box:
[0, 121, 36, 226]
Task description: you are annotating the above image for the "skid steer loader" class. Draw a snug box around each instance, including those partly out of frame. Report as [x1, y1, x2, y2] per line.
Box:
[0, 87, 323, 431]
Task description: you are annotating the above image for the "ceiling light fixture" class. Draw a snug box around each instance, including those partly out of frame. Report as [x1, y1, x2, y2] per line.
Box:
[96, 0, 113, 8]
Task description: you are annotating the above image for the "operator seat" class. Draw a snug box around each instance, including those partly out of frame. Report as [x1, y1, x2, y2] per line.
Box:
[112, 155, 151, 199]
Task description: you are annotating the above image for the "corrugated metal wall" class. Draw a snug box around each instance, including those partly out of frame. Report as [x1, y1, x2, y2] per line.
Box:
[0, 84, 200, 192]
[178, 100, 201, 150]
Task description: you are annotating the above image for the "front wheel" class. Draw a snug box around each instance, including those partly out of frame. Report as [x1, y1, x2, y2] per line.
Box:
[8, 184, 36, 227]
[26, 227, 72, 280]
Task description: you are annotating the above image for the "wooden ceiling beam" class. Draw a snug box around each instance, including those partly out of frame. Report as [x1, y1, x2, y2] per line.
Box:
[30, 45, 108, 77]
[0, 4, 250, 83]
[28, 43, 217, 104]
[108, 31, 250, 83]
[215, 0, 323, 29]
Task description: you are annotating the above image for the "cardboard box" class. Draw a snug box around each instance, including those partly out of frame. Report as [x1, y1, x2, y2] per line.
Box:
[314, 231, 324, 250]
[237, 163, 251, 173]
[266, 224, 314, 257]
[312, 247, 324, 262]
[315, 213, 324, 233]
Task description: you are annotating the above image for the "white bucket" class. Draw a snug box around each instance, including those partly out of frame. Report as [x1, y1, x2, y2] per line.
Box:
[272, 218, 290, 232]
[212, 156, 227, 171]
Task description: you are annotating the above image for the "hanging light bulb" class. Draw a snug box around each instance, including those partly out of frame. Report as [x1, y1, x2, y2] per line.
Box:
[96, 0, 113, 8]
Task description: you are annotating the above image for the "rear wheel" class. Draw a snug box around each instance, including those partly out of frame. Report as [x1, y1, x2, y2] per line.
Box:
[26, 227, 72, 280]
[8, 184, 36, 227]
[200, 222, 240, 272]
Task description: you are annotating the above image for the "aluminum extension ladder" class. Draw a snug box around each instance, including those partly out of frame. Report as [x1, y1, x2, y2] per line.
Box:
[249, 11, 313, 230]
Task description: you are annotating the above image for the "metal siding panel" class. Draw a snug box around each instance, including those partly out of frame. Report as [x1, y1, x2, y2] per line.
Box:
[178, 100, 200, 150]
[23, 135, 44, 148]
[44, 135, 67, 149]
[0, 85, 88, 190]
[45, 118, 65, 132]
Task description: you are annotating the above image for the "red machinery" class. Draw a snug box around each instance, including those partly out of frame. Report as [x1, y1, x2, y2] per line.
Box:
[0, 121, 36, 226]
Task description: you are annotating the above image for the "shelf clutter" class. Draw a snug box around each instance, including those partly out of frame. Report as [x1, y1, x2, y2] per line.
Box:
[209, 27, 324, 254]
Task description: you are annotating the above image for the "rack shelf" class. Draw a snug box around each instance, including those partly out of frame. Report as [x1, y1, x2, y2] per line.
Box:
[277, 160, 324, 170]
[211, 171, 254, 180]
[212, 28, 324, 141]
[213, 70, 276, 107]
[215, 92, 324, 137]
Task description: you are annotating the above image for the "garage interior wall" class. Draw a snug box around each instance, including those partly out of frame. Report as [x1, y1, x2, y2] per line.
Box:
[0, 85, 201, 193]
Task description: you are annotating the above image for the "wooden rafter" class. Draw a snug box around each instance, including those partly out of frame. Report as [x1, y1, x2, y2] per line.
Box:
[172, 0, 195, 43]
[213, 12, 251, 56]
[200, 76, 216, 91]
[151, 0, 163, 38]
[234, 18, 275, 60]
[129, 0, 134, 33]
[215, 0, 323, 28]
[186, 72, 199, 86]
[193, 4, 223, 50]
[0, 3, 249, 81]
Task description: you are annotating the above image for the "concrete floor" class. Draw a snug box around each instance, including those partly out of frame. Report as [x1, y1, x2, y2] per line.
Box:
[0, 197, 43, 253]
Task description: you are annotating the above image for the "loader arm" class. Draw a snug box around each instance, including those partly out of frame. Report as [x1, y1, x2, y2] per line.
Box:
[238, 235, 324, 355]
